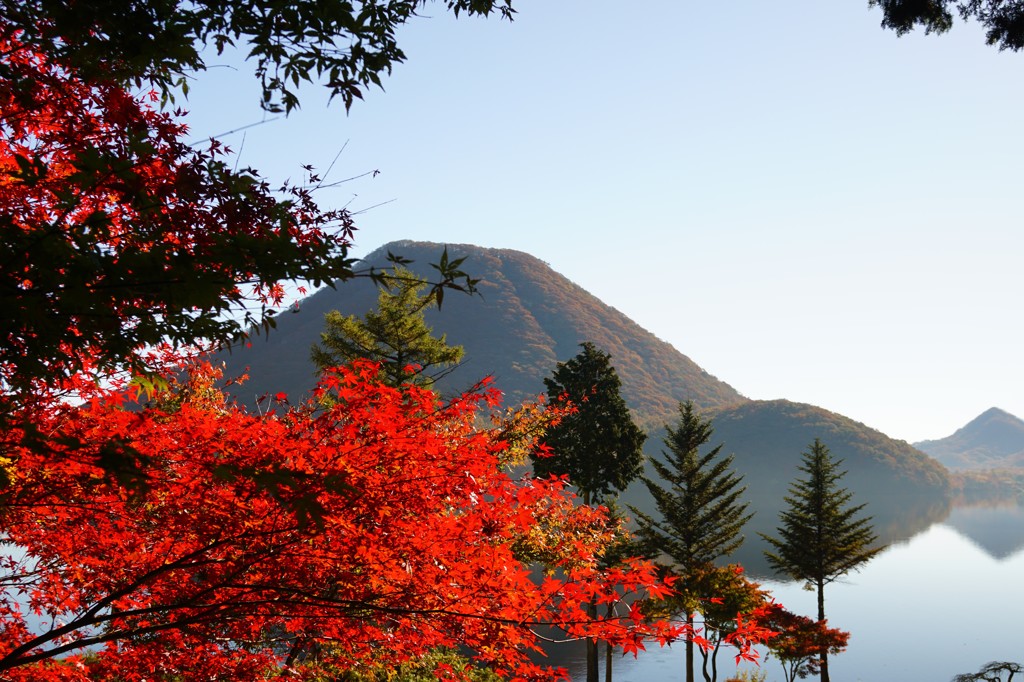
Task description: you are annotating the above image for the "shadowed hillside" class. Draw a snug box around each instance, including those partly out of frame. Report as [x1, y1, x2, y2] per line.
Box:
[915, 407, 1024, 470]
[619, 399, 952, 577]
[709, 399, 950, 495]
[219, 240, 744, 429]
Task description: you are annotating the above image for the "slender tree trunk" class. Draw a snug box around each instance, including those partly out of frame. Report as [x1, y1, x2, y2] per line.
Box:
[605, 602, 614, 682]
[817, 578, 829, 682]
[583, 490, 599, 682]
[707, 637, 721, 682]
[686, 610, 695, 682]
[587, 597, 599, 682]
[697, 635, 720, 682]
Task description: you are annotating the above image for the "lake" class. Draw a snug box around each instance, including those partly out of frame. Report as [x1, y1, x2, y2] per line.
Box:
[541, 499, 1024, 682]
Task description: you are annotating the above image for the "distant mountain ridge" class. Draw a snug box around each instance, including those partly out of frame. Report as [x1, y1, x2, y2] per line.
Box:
[709, 399, 949, 494]
[915, 407, 1024, 470]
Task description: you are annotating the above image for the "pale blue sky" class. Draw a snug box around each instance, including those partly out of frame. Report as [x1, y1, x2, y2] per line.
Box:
[183, 1, 1023, 443]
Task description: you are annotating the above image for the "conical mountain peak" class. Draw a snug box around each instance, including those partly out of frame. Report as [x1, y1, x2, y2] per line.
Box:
[915, 407, 1024, 470]
[220, 240, 743, 429]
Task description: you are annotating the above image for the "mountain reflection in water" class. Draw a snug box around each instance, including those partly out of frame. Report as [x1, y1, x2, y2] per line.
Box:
[941, 500, 1024, 559]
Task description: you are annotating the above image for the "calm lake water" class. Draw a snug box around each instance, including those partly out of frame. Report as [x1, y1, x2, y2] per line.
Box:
[541, 500, 1024, 682]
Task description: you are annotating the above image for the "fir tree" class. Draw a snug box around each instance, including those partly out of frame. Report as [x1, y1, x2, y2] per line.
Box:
[629, 401, 752, 682]
[761, 438, 884, 682]
[531, 341, 645, 682]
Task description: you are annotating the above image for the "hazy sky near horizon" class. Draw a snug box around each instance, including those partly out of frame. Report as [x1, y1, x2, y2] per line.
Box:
[182, 1, 1023, 444]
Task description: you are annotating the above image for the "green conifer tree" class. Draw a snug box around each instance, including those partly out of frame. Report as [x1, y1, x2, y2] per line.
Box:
[761, 438, 884, 682]
[530, 341, 645, 682]
[531, 342, 645, 507]
[310, 266, 464, 389]
[629, 401, 752, 682]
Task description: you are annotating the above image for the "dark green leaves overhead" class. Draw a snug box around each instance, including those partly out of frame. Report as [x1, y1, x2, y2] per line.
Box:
[870, 0, 1024, 51]
[3, 0, 516, 112]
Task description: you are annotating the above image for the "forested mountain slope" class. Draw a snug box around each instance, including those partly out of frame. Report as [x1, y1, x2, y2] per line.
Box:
[707, 399, 950, 495]
[219, 240, 743, 429]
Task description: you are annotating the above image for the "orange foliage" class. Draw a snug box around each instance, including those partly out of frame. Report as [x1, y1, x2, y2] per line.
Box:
[0, 361, 709, 680]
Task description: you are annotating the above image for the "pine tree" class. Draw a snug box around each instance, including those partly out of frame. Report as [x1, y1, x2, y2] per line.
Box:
[629, 401, 752, 682]
[530, 341, 645, 682]
[761, 438, 884, 682]
[311, 267, 464, 389]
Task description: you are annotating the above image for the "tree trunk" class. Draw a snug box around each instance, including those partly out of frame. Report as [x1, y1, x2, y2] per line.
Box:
[587, 598, 599, 682]
[584, 490, 599, 682]
[702, 637, 721, 682]
[817, 578, 829, 682]
[605, 602, 614, 682]
[686, 610, 695, 682]
[587, 637, 599, 682]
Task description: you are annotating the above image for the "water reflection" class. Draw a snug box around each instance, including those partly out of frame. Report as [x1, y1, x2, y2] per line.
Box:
[726, 490, 952, 578]
[541, 494, 1024, 681]
[619, 477, 954, 579]
[940, 498, 1024, 560]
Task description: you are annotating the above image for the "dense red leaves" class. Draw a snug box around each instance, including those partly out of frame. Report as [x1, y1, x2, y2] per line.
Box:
[0, 22, 355, 398]
[1, 361, 689, 680]
[757, 605, 849, 682]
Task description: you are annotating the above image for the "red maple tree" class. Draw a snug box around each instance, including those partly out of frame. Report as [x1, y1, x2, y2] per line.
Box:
[0, 360, 778, 680]
[1, 20, 476, 489]
[0, 361, 687, 680]
[757, 605, 849, 682]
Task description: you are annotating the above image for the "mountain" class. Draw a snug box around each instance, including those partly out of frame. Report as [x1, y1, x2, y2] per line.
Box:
[220, 239, 954, 576]
[219, 240, 743, 429]
[915, 407, 1024, 470]
[221, 240, 950, 499]
[708, 399, 950, 496]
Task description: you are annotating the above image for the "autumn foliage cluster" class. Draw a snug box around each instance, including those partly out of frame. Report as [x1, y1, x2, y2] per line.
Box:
[2, 360, 691, 679]
[758, 606, 850, 682]
[0, 7, 786, 681]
